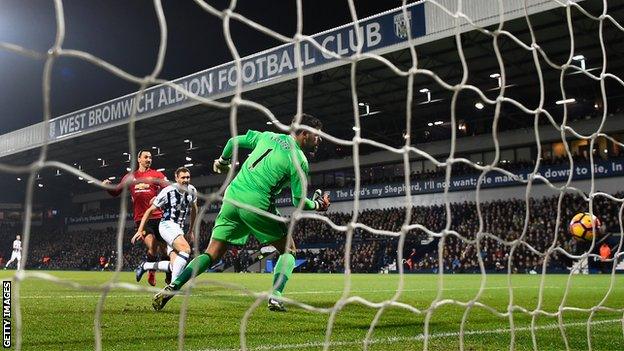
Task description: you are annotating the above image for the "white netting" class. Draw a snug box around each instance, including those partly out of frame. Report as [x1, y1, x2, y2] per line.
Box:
[1, 0, 624, 350]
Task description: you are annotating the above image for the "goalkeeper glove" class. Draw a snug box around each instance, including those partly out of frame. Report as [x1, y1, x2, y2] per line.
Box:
[312, 189, 331, 212]
[213, 157, 231, 174]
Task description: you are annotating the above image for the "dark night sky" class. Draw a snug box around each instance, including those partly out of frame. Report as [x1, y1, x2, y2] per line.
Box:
[0, 0, 406, 135]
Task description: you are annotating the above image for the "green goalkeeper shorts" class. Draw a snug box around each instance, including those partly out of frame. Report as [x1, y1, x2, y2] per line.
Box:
[211, 202, 288, 246]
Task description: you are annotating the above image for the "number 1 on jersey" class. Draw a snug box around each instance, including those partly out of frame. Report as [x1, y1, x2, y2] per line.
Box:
[249, 148, 273, 170]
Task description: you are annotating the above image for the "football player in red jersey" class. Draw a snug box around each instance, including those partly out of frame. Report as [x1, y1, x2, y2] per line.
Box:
[103, 150, 172, 286]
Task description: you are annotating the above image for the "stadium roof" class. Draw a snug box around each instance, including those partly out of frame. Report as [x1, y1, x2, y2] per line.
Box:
[1, 0, 624, 200]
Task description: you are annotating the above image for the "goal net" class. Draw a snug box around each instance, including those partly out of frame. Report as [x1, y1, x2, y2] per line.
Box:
[0, 0, 623, 350]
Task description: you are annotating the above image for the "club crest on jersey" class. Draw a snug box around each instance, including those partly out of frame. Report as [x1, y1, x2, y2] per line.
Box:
[134, 183, 150, 190]
[393, 12, 412, 39]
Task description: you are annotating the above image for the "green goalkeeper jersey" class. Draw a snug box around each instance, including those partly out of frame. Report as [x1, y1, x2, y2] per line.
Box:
[220, 130, 316, 212]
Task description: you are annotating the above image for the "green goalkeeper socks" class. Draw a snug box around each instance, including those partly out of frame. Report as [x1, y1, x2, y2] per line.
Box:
[171, 252, 294, 295]
[272, 253, 295, 297]
[171, 253, 212, 290]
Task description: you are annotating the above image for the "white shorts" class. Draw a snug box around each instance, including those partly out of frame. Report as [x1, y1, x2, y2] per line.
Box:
[159, 220, 184, 247]
[10, 251, 21, 261]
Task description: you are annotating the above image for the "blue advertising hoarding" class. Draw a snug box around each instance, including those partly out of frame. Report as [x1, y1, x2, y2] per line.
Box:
[274, 159, 624, 205]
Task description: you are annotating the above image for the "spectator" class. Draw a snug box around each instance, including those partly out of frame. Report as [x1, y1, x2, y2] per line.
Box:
[405, 248, 417, 271]
[99, 255, 107, 271]
[600, 243, 611, 262]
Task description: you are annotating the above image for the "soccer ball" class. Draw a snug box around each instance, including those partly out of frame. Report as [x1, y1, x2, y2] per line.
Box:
[568, 212, 601, 241]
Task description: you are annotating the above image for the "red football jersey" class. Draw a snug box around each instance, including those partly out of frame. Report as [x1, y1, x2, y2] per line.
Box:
[107, 169, 168, 221]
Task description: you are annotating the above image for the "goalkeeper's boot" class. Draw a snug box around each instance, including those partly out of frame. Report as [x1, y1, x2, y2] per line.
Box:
[135, 262, 147, 283]
[165, 271, 172, 285]
[152, 284, 175, 311]
[147, 270, 156, 287]
[267, 297, 287, 312]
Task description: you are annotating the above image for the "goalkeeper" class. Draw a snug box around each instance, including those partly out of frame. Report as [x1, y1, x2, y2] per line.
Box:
[153, 114, 331, 312]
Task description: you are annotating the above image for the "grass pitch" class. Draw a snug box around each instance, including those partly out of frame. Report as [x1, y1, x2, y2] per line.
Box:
[1, 271, 623, 350]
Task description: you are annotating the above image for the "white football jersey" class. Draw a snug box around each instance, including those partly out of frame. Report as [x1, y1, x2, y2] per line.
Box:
[153, 184, 197, 226]
[12, 239, 21, 252]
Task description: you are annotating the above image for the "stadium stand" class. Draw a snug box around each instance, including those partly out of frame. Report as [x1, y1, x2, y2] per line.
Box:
[5, 190, 621, 274]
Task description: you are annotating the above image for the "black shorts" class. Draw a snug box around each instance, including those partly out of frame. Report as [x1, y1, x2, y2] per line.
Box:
[135, 219, 162, 240]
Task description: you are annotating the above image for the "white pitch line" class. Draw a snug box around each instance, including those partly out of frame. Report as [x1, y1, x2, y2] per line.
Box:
[16, 285, 621, 299]
[195, 318, 623, 351]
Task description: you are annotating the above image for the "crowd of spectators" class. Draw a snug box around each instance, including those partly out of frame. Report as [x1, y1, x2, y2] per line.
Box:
[297, 241, 395, 273]
[220, 249, 254, 272]
[2, 191, 621, 274]
[221, 191, 623, 273]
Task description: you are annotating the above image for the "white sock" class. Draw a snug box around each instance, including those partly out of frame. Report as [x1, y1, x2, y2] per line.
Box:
[143, 261, 171, 272]
[157, 261, 171, 272]
[143, 262, 157, 270]
[171, 252, 190, 281]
